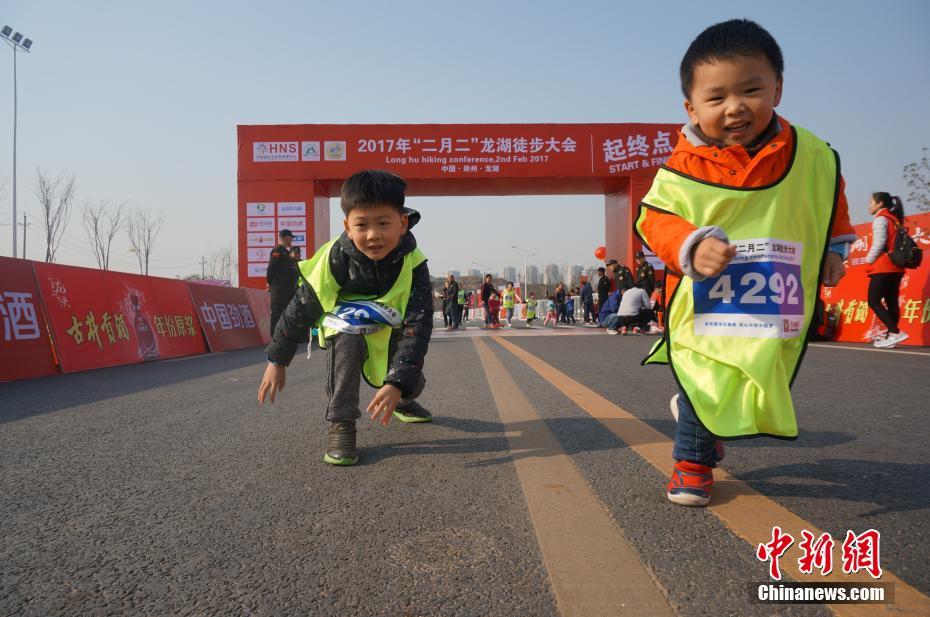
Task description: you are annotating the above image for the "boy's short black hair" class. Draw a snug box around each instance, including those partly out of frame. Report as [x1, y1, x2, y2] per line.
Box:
[680, 19, 784, 99]
[340, 169, 407, 216]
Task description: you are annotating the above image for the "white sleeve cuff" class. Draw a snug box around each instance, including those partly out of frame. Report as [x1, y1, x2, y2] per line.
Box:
[680, 226, 729, 281]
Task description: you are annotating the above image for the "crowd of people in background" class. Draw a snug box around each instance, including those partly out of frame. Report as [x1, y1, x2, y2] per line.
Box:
[437, 251, 665, 336]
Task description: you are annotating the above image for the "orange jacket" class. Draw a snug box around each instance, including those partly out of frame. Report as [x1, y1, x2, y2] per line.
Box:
[868, 210, 905, 275]
[638, 116, 855, 300]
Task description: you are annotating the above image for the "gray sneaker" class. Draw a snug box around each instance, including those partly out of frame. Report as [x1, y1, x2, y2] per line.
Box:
[392, 400, 433, 423]
[324, 421, 358, 466]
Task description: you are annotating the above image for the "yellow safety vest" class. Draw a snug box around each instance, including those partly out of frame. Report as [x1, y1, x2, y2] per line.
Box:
[298, 238, 427, 388]
[503, 289, 516, 309]
[635, 126, 838, 439]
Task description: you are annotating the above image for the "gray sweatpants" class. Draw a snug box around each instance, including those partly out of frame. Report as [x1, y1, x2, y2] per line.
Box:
[324, 332, 425, 421]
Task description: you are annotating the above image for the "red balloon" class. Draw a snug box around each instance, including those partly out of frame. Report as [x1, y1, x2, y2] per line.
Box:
[594, 246, 606, 260]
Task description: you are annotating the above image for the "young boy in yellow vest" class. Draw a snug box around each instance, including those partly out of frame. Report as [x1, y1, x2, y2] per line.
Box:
[258, 170, 434, 466]
[636, 19, 855, 506]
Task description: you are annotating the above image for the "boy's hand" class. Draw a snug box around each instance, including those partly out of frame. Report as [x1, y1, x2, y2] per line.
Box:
[367, 384, 403, 425]
[693, 238, 737, 278]
[822, 251, 846, 287]
[258, 362, 286, 405]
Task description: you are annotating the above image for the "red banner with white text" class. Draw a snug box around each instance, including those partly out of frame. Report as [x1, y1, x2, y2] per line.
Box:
[821, 212, 930, 346]
[33, 262, 207, 373]
[244, 287, 273, 345]
[0, 257, 58, 381]
[188, 283, 266, 352]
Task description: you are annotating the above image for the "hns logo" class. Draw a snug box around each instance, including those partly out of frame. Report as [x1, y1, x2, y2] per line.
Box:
[253, 142, 299, 162]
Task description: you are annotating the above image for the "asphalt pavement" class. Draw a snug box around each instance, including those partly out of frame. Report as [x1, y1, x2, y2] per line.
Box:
[1, 320, 928, 616]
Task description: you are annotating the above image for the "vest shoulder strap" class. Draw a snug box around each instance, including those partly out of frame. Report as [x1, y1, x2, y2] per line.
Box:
[409, 247, 427, 268]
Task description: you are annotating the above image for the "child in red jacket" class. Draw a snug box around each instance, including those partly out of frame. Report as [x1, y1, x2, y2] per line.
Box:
[636, 19, 854, 507]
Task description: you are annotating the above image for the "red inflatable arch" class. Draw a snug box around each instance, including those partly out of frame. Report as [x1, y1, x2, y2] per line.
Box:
[237, 123, 678, 288]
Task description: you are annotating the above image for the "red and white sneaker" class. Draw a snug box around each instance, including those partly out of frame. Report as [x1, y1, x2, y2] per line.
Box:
[667, 460, 713, 507]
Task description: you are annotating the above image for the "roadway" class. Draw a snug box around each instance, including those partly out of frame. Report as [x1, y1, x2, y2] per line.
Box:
[1, 321, 928, 616]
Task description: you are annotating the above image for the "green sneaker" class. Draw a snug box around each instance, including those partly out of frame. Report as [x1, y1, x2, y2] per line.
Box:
[323, 420, 358, 466]
[392, 401, 433, 423]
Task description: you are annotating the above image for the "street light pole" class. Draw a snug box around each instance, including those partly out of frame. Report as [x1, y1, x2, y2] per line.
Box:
[511, 244, 536, 298]
[2, 26, 33, 259]
[12, 43, 16, 258]
[18, 213, 29, 258]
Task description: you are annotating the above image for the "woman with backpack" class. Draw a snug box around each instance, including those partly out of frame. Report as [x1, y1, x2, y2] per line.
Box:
[865, 192, 909, 348]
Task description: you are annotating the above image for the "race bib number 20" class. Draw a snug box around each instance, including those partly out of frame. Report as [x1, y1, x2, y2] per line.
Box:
[692, 238, 805, 339]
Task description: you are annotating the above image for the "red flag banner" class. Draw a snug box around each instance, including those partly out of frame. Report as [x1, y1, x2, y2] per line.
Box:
[33, 263, 208, 373]
[102, 272, 208, 360]
[34, 262, 141, 372]
[188, 283, 265, 352]
[822, 212, 930, 346]
[0, 257, 58, 381]
[244, 287, 273, 345]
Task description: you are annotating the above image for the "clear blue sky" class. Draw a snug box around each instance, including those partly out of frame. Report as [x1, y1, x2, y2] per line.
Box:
[1, 0, 928, 278]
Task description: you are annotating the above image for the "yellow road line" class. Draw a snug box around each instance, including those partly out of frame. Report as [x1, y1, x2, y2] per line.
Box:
[491, 336, 930, 617]
[473, 339, 675, 617]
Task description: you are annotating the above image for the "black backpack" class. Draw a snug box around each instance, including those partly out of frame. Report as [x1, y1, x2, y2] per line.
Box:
[887, 221, 923, 269]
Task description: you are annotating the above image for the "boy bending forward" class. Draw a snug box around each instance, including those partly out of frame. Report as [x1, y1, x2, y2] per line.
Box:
[637, 19, 855, 506]
[258, 170, 434, 466]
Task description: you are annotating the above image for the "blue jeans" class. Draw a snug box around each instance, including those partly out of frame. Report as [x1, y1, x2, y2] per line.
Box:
[583, 299, 595, 323]
[672, 391, 722, 468]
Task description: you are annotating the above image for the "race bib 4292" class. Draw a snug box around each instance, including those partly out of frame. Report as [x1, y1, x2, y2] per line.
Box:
[692, 238, 805, 339]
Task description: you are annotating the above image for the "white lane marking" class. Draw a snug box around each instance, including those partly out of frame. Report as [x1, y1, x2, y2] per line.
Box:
[432, 326, 634, 339]
[808, 343, 930, 357]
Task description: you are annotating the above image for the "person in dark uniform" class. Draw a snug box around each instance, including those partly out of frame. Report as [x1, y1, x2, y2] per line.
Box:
[634, 250, 656, 295]
[596, 266, 610, 313]
[606, 258, 634, 292]
[445, 273, 461, 329]
[266, 229, 299, 337]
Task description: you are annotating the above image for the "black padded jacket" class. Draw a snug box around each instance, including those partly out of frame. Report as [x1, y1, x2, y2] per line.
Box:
[265, 209, 432, 397]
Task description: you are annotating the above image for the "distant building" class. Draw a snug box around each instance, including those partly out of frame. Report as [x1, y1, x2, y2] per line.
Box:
[502, 266, 517, 283]
[568, 264, 584, 287]
[544, 263, 561, 285]
[467, 269, 481, 278]
[527, 265, 540, 284]
[449, 270, 461, 278]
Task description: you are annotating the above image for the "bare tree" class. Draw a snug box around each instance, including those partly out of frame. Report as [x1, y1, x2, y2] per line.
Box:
[34, 169, 77, 263]
[903, 147, 930, 212]
[81, 199, 125, 270]
[127, 206, 164, 275]
[204, 246, 235, 282]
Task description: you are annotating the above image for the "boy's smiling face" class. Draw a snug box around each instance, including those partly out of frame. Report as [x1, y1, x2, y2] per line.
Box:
[343, 203, 408, 262]
[684, 53, 782, 147]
